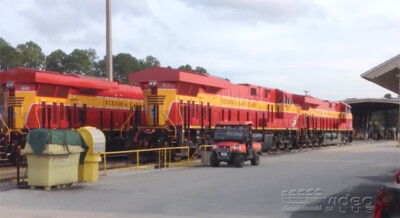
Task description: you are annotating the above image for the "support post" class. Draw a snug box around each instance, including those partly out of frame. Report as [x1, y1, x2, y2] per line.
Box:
[103, 153, 107, 175]
[106, 0, 113, 81]
[398, 71, 400, 147]
[136, 151, 139, 170]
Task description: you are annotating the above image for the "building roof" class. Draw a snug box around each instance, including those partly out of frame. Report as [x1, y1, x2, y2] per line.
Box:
[361, 54, 400, 93]
[344, 98, 398, 111]
[344, 98, 399, 105]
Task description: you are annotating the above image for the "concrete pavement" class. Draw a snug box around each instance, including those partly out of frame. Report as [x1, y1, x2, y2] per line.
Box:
[0, 141, 399, 218]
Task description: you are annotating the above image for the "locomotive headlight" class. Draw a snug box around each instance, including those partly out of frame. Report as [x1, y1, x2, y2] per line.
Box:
[6, 82, 14, 89]
[149, 80, 157, 87]
[233, 145, 241, 150]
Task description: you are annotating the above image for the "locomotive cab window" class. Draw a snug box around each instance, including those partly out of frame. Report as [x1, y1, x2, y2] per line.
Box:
[250, 88, 257, 96]
[264, 89, 270, 99]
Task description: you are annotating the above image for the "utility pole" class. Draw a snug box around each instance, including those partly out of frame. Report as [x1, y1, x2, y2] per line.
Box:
[106, 0, 113, 81]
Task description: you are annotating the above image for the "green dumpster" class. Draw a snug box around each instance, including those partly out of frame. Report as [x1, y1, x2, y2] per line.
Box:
[21, 129, 87, 189]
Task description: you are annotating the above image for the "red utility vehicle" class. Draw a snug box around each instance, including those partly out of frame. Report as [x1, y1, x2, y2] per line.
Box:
[210, 121, 262, 168]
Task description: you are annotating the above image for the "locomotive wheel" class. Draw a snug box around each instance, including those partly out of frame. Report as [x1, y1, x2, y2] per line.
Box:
[210, 152, 219, 167]
[233, 154, 244, 168]
[251, 152, 260, 166]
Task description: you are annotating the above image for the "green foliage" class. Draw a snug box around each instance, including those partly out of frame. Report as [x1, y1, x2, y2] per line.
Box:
[194, 66, 207, 74]
[178, 64, 208, 74]
[114, 53, 140, 83]
[0, 38, 21, 70]
[0, 38, 209, 81]
[93, 57, 106, 78]
[45, 49, 67, 72]
[139, 55, 160, 69]
[16, 41, 45, 69]
[64, 48, 97, 75]
[178, 64, 193, 71]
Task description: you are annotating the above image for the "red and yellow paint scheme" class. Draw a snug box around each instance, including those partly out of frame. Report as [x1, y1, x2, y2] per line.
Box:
[129, 67, 353, 150]
[209, 121, 261, 167]
[0, 67, 143, 162]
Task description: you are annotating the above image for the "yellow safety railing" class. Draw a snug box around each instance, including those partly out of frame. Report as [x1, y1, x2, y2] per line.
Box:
[100, 146, 190, 175]
[190, 144, 211, 161]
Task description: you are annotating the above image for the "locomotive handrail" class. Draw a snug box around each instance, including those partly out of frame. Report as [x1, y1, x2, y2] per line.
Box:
[35, 106, 41, 128]
[119, 109, 136, 139]
[178, 104, 184, 145]
[167, 117, 177, 140]
[0, 114, 11, 143]
[100, 146, 191, 175]
[0, 114, 10, 132]
[17, 109, 30, 132]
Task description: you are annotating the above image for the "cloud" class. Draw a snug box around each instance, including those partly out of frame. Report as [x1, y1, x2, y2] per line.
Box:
[178, 0, 323, 23]
[1, 0, 399, 101]
[18, 0, 150, 48]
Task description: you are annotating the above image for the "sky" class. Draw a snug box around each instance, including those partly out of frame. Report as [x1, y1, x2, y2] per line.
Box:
[1, 0, 399, 101]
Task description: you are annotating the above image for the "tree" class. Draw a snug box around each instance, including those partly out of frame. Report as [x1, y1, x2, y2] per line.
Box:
[0, 38, 20, 70]
[93, 57, 106, 78]
[178, 64, 193, 71]
[178, 64, 208, 74]
[16, 41, 45, 69]
[139, 55, 160, 69]
[113, 53, 140, 83]
[64, 48, 98, 75]
[45, 49, 67, 72]
[194, 66, 207, 74]
[85, 48, 98, 76]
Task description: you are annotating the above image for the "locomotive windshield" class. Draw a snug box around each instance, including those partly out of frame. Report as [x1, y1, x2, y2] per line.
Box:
[213, 125, 250, 142]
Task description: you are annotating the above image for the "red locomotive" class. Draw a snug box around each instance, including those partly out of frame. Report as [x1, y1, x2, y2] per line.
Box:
[129, 67, 353, 151]
[0, 67, 143, 163]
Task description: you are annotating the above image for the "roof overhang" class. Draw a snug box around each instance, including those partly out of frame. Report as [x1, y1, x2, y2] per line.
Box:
[344, 98, 399, 111]
[344, 98, 399, 105]
[361, 54, 400, 93]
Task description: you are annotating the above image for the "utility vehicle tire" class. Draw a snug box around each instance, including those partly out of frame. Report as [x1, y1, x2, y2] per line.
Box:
[210, 152, 219, 167]
[233, 154, 244, 168]
[251, 152, 260, 166]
